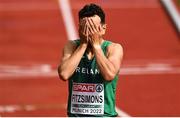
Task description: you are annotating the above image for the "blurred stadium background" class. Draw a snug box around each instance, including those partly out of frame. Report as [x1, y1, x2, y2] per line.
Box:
[0, 0, 180, 117]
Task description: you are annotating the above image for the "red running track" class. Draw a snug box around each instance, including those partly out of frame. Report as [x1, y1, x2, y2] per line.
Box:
[0, 0, 180, 116]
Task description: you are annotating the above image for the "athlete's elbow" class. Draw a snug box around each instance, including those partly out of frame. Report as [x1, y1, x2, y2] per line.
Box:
[58, 67, 69, 81]
[59, 72, 69, 81]
[104, 72, 116, 81]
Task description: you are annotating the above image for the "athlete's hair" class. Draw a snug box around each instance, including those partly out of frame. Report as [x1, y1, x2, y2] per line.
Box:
[79, 3, 105, 24]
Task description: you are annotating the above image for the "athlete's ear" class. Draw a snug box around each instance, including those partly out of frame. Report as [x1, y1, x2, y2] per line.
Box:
[102, 24, 107, 29]
[100, 24, 106, 35]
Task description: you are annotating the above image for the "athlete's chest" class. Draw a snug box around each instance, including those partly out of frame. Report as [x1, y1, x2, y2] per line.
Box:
[72, 56, 103, 83]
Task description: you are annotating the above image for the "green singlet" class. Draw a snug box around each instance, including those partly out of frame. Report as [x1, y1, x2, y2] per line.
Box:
[67, 39, 119, 117]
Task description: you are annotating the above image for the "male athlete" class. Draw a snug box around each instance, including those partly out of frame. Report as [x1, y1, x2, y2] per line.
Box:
[58, 3, 123, 117]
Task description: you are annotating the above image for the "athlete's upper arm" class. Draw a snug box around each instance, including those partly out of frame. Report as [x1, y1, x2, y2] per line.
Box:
[106, 43, 123, 73]
[61, 40, 77, 62]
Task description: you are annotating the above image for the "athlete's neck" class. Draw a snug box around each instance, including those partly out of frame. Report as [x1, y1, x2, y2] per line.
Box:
[86, 39, 104, 60]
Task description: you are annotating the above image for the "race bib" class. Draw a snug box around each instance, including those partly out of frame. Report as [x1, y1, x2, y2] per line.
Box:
[71, 82, 104, 115]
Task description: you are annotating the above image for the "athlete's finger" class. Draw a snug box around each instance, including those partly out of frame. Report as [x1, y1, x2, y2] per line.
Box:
[87, 18, 94, 34]
[87, 18, 97, 33]
[85, 20, 90, 35]
[90, 18, 98, 33]
[87, 18, 96, 34]
[85, 23, 89, 36]
[99, 24, 103, 32]
[80, 18, 86, 33]
[82, 18, 87, 32]
[83, 23, 87, 35]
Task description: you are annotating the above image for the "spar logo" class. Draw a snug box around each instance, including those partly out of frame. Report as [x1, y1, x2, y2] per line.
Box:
[73, 83, 103, 93]
[73, 83, 96, 92]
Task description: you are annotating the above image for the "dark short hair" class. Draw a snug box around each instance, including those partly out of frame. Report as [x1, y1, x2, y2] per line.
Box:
[78, 3, 105, 24]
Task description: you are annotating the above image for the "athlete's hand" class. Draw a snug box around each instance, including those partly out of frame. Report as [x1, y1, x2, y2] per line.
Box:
[79, 18, 90, 45]
[87, 18, 102, 48]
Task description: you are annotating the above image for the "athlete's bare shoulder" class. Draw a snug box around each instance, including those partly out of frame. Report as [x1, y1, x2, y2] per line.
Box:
[64, 40, 77, 50]
[106, 42, 123, 57]
[62, 40, 77, 60]
[111, 42, 123, 50]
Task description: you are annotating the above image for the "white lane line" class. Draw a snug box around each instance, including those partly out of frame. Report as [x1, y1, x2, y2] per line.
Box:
[0, 105, 21, 113]
[0, 64, 58, 78]
[115, 106, 131, 117]
[58, 0, 78, 40]
[120, 63, 180, 75]
[0, 104, 66, 113]
[161, 0, 180, 33]
[0, 63, 180, 78]
[0, 104, 131, 116]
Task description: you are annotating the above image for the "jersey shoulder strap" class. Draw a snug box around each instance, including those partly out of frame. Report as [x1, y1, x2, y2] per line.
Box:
[104, 40, 112, 47]
[101, 40, 112, 53]
[73, 39, 81, 46]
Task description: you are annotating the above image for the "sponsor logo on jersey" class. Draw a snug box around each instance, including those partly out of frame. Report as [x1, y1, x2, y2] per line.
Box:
[71, 83, 104, 115]
[73, 83, 95, 92]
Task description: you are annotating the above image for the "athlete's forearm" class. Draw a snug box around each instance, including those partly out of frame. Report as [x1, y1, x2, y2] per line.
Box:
[58, 44, 87, 81]
[93, 46, 117, 81]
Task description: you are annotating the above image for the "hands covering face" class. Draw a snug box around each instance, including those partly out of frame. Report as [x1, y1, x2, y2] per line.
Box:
[79, 17, 103, 47]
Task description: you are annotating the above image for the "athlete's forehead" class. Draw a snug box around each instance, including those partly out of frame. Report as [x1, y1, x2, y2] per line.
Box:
[90, 15, 101, 24]
[79, 15, 101, 24]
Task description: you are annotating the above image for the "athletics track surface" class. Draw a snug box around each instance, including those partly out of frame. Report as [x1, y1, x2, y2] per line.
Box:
[0, 0, 180, 116]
